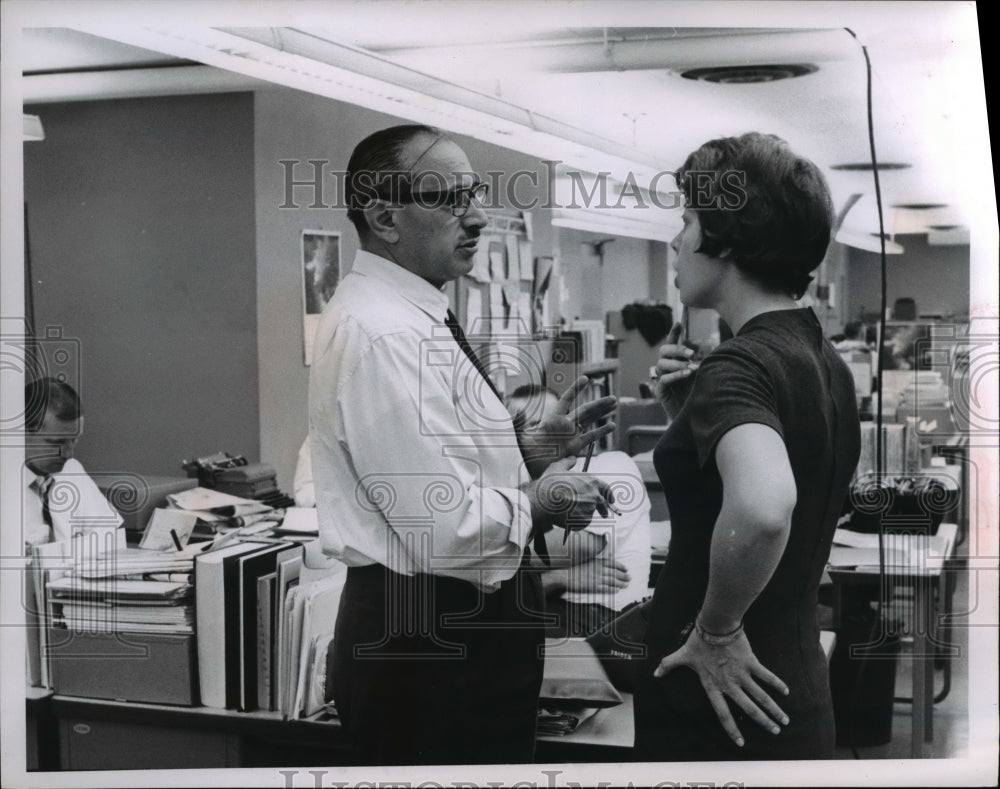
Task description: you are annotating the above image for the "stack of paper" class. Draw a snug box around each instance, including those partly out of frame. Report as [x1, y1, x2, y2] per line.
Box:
[278, 541, 347, 720]
[26, 539, 75, 687]
[48, 547, 197, 635]
[166, 486, 279, 537]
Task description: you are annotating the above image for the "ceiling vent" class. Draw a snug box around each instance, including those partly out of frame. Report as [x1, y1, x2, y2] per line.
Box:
[680, 64, 817, 83]
[830, 162, 911, 172]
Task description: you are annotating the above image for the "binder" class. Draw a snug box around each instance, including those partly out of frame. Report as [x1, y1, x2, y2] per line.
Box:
[237, 542, 300, 711]
[194, 541, 271, 708]
[256, 571, 277, 710]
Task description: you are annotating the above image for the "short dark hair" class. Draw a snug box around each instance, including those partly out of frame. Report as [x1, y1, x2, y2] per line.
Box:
[345, 124, 448, 238]
[843, 321, 863, 340]
[678, 132, 834, 298]
[24, 377, 81, 432]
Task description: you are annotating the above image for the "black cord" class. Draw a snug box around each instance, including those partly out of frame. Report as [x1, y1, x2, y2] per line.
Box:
[843, 26, 893, 760]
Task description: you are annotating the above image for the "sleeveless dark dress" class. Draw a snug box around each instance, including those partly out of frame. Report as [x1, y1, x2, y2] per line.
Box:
[634, 308, 860, 761]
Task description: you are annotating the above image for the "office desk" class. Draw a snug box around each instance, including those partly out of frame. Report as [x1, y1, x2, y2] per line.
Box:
[27, 693, 351, 770]
[30, 694, 636, 770]
[827, 522, 959, 758]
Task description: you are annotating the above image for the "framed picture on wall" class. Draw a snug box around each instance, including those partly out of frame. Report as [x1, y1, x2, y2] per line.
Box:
[301, 230, 341, 365]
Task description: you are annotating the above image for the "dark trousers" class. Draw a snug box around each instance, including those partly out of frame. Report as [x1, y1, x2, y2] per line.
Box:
[331, 562, 546, 765]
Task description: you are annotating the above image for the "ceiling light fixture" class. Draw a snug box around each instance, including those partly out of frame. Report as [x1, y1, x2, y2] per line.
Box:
[830, 162, 911, 172]
[680, 64, 817, 83]
[551, 209, 674, 244]
[834, 228, 905, 254]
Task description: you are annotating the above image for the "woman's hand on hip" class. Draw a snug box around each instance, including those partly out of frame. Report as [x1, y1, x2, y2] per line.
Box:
[653, 627, 790, 747]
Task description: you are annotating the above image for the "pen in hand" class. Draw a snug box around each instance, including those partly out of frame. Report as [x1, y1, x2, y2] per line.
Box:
[564, 442, 622, 544]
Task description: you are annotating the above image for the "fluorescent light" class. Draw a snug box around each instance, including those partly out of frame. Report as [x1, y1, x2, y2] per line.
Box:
[551, 208, 674, 243]
[24, 66, 262, 104]
[834, 228, 905, 255]
[69, 24, 667, 185]
[23, 114, 44, 141]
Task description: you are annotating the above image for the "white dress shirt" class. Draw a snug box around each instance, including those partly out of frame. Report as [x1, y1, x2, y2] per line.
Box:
[308, 251, 532, 592]
[22, 458, 123, 550]
[551, 451, 652, 611]
[293, 437, 316, 508]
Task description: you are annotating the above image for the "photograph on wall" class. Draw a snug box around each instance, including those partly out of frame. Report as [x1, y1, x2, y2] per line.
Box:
[301, 230, 340, 365]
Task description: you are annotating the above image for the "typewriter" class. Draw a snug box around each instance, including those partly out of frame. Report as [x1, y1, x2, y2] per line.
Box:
[181, 452, 296, 509]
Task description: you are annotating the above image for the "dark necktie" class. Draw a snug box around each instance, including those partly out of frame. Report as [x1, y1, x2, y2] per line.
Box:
[443, 310, 550, 566]
[36, 475, 53, 527]
[444, 309, 503, 402]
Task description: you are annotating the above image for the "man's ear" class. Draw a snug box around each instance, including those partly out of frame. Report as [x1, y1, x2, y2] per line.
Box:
[364, 201, 399, 244]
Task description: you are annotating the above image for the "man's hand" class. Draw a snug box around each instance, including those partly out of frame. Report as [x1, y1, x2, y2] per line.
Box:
[566, 557, 630, 593]
[515, 376, 617, 478]
[542, 556, 630, 597]
[651, 322, 699, 420]
[526, 457, 616, 536]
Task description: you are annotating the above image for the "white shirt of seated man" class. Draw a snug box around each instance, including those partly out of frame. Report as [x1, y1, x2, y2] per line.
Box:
[507, 387, 652, 611]
[293, 436, 316, 509]
[23, 409, 122, 549]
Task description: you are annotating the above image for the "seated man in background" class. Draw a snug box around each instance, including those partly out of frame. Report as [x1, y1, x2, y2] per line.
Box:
[833, 320, 873, 353]
[22, 377, 121, 549]
[293, 435, 316, 508]
[506, 384, 652, 637]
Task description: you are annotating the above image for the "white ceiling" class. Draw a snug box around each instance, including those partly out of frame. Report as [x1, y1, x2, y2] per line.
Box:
[16, 3, 991, 244]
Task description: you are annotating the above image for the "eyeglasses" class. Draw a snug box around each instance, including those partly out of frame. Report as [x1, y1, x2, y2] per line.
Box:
[402, 182, 489, 217]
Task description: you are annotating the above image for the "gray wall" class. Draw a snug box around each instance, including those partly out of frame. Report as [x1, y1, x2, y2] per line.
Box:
[557, 229, 663, 323]
[846, 234, 970, 321]
[23, 93, 259, 477]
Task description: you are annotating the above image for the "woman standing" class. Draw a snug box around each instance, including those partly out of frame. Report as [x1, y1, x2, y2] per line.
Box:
[634, 133, 861, 760]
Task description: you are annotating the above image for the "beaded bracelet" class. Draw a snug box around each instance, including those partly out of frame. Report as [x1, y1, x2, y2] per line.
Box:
[694, 620, 744, 647]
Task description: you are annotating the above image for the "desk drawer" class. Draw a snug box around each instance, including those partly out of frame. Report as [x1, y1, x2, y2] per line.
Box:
[59, 717, 237, 770]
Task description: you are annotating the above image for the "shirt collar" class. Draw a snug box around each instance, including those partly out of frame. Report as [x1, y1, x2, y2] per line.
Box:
[350, 250, 450, 321]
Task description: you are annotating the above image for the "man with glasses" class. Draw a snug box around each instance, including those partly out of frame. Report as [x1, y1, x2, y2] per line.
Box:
[308, 124, 616, 764]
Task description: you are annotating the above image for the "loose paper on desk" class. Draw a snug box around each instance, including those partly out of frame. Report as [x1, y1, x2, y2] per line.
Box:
[140, 508, 199, 551]
[832, 528, 882, 549]
[167, 486, 271, 517]
[275, 507, 319, 535]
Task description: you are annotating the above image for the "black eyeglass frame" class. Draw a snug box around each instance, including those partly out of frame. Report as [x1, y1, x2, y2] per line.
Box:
[395, 181, 490, 217]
